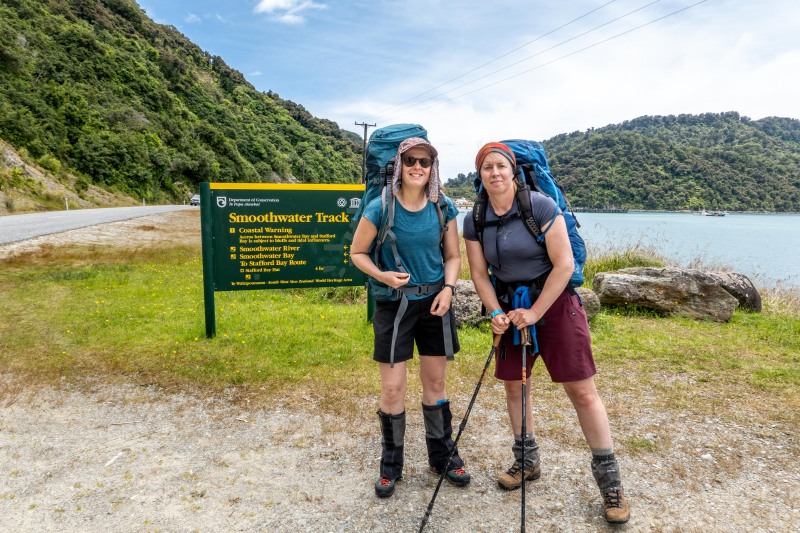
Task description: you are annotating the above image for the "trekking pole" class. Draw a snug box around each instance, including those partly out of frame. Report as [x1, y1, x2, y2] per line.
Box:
[418, 334, 503, 533]
[520, 326, 531, 533]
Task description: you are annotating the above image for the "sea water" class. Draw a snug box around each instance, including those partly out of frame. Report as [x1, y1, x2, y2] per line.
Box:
[457, 210, 800, 288]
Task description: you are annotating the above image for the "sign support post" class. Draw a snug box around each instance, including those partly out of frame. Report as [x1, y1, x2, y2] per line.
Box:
[200, 182, 217, 338]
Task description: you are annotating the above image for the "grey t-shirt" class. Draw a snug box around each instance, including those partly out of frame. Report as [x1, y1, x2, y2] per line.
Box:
[463, 191, 560, 283]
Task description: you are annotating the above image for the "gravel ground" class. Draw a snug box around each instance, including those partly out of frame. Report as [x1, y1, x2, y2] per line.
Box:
[1, 211, 798, 532]
[1, 377, 798, 533]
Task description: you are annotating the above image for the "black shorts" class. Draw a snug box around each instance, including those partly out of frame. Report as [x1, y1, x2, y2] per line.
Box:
[372, 295, 460, 364]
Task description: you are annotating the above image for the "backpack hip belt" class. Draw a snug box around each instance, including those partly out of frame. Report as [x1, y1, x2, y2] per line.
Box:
[389, 279, 454, 368]
[494, 270, 577, 305]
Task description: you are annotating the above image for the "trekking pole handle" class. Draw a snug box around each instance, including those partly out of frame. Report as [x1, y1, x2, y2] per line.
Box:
[492, 333, 502, 348]
[520, 325, 531, 346]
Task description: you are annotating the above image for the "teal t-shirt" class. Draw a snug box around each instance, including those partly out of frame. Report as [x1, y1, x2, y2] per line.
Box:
[364, 195, 458, 300]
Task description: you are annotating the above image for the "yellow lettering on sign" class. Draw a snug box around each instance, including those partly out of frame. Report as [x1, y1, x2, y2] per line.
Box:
[315, 212, 350, 223]
[229, 212, 313, 223]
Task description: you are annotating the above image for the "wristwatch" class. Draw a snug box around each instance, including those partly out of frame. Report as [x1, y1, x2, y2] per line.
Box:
[444, 283, 457, 295]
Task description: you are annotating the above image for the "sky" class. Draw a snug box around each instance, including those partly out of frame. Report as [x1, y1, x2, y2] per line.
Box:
[139, 0, 800, 181]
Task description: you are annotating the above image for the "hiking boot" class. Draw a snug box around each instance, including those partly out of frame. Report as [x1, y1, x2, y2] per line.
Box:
[497, 460, 541, 491]
[498, 435, 540, 490]
[601, 489, 630, 524]
[374, 476, 398, 498]
[431, 465, 471, 487]
[591, 453, 629, 523]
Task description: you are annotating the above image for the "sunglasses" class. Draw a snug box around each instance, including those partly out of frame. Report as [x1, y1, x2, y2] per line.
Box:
[401, 155, 433, 168]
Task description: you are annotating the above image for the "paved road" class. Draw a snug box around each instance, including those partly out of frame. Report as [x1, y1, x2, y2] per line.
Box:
[0, 205, 194, 245]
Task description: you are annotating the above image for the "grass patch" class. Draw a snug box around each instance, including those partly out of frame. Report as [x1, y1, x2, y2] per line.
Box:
[1, 235, 798, 428]
[584, 245, 665, 284]
[0, 247, 377, 400]
[620, 437, 659, 455]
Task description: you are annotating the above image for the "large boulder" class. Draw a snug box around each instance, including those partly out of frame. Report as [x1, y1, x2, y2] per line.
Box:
[452, 279, 485, 327]
[593, 267, 739, 322]
[707, 271, 762, 312]
[576, 287, 600, 320]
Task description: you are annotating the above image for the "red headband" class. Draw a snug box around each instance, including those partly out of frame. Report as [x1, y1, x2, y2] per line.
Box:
[475, 142, 516, 171]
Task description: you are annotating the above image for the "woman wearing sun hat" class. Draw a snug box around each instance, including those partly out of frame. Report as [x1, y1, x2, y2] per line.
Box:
[463, 142, 629, 524]
[351, 137, 469, 498]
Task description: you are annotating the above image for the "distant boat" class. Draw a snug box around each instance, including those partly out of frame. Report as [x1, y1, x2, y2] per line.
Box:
[700, 209, 726, 216]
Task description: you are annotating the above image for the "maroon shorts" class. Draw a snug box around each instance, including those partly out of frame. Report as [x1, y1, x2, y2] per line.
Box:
[494, 289, 596, 383]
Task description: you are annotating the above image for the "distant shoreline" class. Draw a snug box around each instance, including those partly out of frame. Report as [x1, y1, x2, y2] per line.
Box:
[621, 209, 800, 215]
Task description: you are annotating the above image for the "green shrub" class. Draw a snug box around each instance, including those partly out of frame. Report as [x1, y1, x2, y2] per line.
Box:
[38, 153, 61, 173]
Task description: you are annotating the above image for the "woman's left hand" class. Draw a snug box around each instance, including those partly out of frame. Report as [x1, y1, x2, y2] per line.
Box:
[430, 290, 452, 316]
[506, 308, 539, 330]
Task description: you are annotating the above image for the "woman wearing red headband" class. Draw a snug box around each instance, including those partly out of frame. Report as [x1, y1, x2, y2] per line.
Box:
[464, 142, 629, 524]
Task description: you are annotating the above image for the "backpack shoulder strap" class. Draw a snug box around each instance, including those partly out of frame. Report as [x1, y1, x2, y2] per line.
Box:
[515, 166, 543, 242]
[382, 193, 406, 274]
[472, 190, 488, 248]
[374, 158, 407, 273]
[435, 194, 448, 244]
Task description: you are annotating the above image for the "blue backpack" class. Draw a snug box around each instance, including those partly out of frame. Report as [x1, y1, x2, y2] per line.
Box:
[352, 124, 448, 300]
[472, 139, 587, 287]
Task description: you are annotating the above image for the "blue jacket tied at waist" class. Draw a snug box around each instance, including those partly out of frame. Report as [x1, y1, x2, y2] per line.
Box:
[512, 286, 539, 354]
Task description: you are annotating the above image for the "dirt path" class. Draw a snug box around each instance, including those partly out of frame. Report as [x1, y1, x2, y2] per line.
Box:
[1, 375, 798, 533]
[1, 212, 798, 532]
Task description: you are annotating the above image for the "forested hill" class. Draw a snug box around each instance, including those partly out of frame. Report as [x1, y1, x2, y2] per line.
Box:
[0, 0, 362, 203]
[545, 113, 800, 212]
[3, 2, 799, 213]
[446, 112, 800, 212]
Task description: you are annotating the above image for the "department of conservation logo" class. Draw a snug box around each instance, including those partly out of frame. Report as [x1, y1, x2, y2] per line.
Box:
[216, 196, 227, 208]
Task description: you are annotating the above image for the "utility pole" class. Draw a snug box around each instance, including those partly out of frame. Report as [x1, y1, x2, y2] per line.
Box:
[355, 121, 375, 183]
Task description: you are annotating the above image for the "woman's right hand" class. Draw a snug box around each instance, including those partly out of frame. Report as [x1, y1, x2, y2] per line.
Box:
[382, 271, 411, 289]
[490, 313, 510, 334]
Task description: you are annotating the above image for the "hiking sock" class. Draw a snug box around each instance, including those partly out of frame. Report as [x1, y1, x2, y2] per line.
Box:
[591, 447, 614, 458]
[377, 410, 405, 481]
[514, 433, 540, 471]
[591, 450, 623, 492]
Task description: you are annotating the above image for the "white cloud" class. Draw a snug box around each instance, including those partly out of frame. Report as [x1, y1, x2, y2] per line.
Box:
[253, 0, 296, 13]
[184, 12, 230, 25]
[323, 0, 800, 181]
[253, 0, 326, 24]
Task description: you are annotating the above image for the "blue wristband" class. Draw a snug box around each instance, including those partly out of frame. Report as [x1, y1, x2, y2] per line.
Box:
[490, 309, 504, 319]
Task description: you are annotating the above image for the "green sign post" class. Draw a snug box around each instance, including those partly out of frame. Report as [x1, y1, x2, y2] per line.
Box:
[200, 182, 366, 337]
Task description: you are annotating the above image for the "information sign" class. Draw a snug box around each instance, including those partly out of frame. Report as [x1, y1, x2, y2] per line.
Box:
[200, 182, 366, 336]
